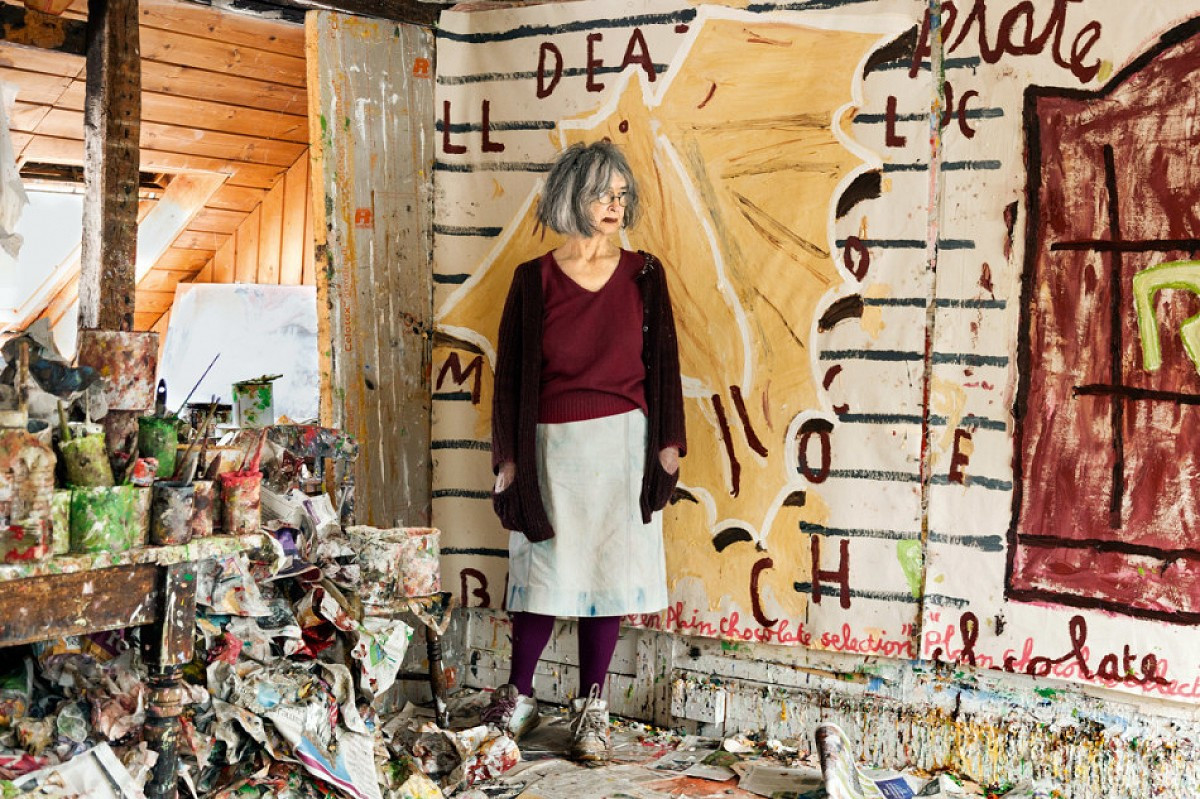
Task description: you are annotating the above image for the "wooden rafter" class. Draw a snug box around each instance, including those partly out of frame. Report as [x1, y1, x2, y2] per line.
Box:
[0, 2, 85, 53]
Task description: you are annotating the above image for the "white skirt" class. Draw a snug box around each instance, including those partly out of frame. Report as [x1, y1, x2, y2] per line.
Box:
[505, 409, 668, 617]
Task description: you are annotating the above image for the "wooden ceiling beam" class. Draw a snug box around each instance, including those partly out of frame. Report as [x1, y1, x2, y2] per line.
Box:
[182, 0, 440, 27]
[0, 3, 86, 54]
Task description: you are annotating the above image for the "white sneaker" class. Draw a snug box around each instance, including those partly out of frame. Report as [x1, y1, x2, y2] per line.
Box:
[481, 684, 539, 740]
[569, 684, 611, 762]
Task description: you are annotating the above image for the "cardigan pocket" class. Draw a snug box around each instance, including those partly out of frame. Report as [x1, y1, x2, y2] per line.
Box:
[492, 481, 524, 531]
[647, 459, 680, 513]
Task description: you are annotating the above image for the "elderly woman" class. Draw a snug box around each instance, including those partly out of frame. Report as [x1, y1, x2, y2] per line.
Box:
[484, 140, 686, 761]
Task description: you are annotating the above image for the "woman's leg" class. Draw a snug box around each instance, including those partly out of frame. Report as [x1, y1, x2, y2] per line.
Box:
[508, 611, 556, 695]
[577, 616, 621, 696]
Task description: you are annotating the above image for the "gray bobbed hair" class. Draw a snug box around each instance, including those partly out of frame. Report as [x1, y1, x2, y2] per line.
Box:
[536, 140, 641, 237]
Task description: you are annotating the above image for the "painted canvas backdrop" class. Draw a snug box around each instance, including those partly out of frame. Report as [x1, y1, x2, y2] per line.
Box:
[432, 0, 1200, 701]
[161, 284, 319, 423]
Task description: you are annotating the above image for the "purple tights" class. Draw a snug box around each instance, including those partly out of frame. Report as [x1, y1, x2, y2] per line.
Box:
[508, 611, 620, 697]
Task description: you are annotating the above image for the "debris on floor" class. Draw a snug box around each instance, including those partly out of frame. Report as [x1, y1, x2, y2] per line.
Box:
[0, 421, 1062, 799]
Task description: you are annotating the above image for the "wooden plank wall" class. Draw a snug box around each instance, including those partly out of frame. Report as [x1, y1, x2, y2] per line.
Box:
[1, 0, 312, 334]
[307, 13, 435, 527]
[154, 151, 315, 336]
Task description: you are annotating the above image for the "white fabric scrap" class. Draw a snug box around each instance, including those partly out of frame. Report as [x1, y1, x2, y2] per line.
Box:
[0, 79, 28, 259]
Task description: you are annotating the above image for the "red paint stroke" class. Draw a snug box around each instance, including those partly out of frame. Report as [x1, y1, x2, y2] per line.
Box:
[461, 568, 490, 608]
[711, 393, 741, 497]
[697, 82, 717, 109]
[750, 557, 778, 628]
[811, 537, 851, 609]
[730, 385, 768, 457]
[911, 0, 1103, 83]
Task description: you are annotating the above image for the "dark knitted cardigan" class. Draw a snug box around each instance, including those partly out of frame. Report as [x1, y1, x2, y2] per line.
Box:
[491, 250, 687, 542]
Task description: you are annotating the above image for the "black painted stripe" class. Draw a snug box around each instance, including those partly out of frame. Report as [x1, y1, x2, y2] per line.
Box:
[833, 238, 975, 250]
[793, 583, 921, 604]
[920, 593, 970, 608]
[860, 297, 1007, 309]
[431, 439, 491, 451]
[799, 521, 919, 540]
[437, 64, 669, 86]
[437, 119, 558, 133]
[434, 224, 503, 237]
[823, 469, 1012, 491]
[436, 10, 697, 43]
[870, 57, 982, 72]
[432, 488, 492, 499]
[882, 160, 1003, 172]
[442, 547, 508, 557]
[433, 274, 470, 285]
[836, 413, 1007, 432]
[854, 107, 1004, 124]
[434, 161, 552, 173]
[819, 350, 1008, 367]
[433, 390, 474, 401]
[927, 532, 1005, 552]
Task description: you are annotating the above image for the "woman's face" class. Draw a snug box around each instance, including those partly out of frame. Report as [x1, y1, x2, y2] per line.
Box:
[588, 175, 628, 236]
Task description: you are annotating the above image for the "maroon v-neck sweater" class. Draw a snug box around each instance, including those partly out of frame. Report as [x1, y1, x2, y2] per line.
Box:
[491, 249, 687, 542]
[539, 250, 646, 423]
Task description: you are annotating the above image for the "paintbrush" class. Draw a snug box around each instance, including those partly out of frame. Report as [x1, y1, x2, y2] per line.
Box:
[239, 428, 268, 473]
[174, 353, 220, 418]
[172, 398, 220, 484]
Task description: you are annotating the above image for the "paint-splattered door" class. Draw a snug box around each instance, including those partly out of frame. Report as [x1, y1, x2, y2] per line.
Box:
[1012, 22, 1200, 623]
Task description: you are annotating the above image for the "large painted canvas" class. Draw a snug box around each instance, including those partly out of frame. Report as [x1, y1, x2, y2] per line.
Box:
[432, 0, 1200, 701]
[161, 284, 319, 423]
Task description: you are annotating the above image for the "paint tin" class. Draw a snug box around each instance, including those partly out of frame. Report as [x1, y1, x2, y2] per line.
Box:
[50, 489, 70, 555]
[134, 487, 151, 545]
[232, 377, 278, 428]
[75, 330, 159, 411]
[59, 433, 114, 487]
[189, 480, 216, 539]
[150, 481, 194, 546]
[0, 430, 55, 531]
[68, 485, 140, 554]
[219, 470, 262, 534]
[1, 520, 49, 563]
[137, 416, 178, 479]
[346, 526, 441, 606]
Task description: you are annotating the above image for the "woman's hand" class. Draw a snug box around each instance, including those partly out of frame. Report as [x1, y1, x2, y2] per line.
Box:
[658, 446, 680, 475]
[495, 461, 517, 492]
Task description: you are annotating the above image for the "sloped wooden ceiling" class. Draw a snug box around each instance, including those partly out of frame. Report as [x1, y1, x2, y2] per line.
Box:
[2, 0, 313, 335]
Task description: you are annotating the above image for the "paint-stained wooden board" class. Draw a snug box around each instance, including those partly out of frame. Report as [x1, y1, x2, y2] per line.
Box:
[24, 106, 306, 166]
[190, 207, 250, 235]
[309, 13, 434, 526]
[206, 185, 269, 214]
[154, 247, 215, 273]
[0, 565, 159, 646]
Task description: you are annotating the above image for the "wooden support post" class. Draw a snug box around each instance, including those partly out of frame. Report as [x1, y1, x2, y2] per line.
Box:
[80, 0, 142, 460]
[141, 562, 197, 799]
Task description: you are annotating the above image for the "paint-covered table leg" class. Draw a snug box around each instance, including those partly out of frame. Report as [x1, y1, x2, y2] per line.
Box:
[427, 629, 450, 728]
[141, 562, 197, 799]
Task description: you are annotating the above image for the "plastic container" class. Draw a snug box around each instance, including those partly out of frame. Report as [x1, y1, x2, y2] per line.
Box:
[68, 486, 141, 553]
[219, 470, 262, 534]
[346, 526, 441, 606]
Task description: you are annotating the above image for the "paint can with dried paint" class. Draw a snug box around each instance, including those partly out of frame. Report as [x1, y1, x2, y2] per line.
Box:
[189, 480, 216, 539]
[75, 330, 159, 412]
[232, 376, 279, 428]
[68, 485, 140, 553]
[50, 489, 70, 555]
[134, 487, 151, 545]
[1, 520, 49, 563]
[150, 481, 194, 546]
[345, 526, 441, 607]
[137, 416, 178, 479]
[219, 470, 262, 534]
[58, 432, 114, 487]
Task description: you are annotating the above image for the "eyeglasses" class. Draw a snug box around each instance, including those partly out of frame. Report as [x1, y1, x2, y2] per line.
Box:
[595, 190, 630, 207]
